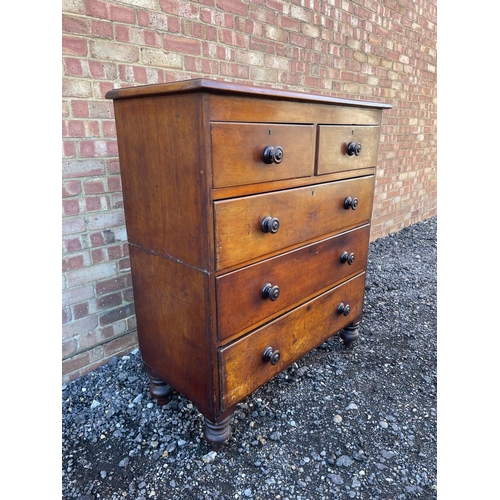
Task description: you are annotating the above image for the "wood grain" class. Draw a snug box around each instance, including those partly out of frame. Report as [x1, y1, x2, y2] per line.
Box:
[214, 175, 375, 270]
[219, 273, 366, 410]
[216, 224, 370, 342]
[211, 122, 315, 188]
[317, 125, 381, 175]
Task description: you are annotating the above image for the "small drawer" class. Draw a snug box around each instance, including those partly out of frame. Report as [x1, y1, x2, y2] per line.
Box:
[214, 175, 375, 270]
[216, 224, 370, 342]
[219, 273, 366, 410]
[211, 122, 315, 188]
[316, 125, 380, 175]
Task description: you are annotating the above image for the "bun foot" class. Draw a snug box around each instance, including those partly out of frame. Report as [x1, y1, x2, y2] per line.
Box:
[148, 376, 173, 406]
[339, 321, 360, 349]
[204, 416, 232, 450]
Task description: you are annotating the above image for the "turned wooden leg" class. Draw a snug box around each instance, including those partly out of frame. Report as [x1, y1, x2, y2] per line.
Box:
[148, 375, 174, 406]
[204, 415, 232, 450]
[339, 320, 360, 348]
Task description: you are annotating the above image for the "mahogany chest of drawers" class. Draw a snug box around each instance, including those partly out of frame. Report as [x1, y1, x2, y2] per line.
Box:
[106, 79, 390, 448]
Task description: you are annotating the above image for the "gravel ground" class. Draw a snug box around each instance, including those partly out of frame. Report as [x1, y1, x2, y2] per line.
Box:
[62, 216, 437, 500]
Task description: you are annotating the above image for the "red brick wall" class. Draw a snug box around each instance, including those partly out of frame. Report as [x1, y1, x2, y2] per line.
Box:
[62, 0, 437, 381]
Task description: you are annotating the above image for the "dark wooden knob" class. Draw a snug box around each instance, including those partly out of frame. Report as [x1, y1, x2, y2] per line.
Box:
[261, 216, 280, 233]
[263, 346, 281, 365]
[347, 141, 362, 156]
[337, 303, 351, 316]
[263, 145, 284, 164]
[340, 251, 355, 265]
[343, 196, 359, 210]
[261, 283, 280, 301]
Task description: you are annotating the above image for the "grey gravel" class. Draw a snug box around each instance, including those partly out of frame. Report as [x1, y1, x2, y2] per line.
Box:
[62, 217, 437, 499]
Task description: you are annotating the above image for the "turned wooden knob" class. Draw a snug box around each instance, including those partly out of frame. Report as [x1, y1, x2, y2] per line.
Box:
[340, 251, 355, 265]
[337, 302, 351, 316]
[347, 141, 362, 156]
[261, 216, 280, 233]
[343, 196, 359, 210]
[263, 346, 281, 365]
[261, 283, 280, 301]
[263, 146, 284, 164]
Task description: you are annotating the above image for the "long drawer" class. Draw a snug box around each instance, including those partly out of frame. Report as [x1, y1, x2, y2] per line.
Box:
[216, 224, 370, 342]
[214, 175, 375, 270]
[219, 272, 366, 410]
[211, 122, 315, 188]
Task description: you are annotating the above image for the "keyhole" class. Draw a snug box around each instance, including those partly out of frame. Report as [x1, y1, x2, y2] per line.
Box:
[268, 129, 272, 135]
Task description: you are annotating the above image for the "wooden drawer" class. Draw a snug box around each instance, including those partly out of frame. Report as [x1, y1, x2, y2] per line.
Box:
[211, 123, 315, 188]
[219, 272, 366, 410]
[214, 175, 375, 270]
[316, 126, 380, 175]
[216, 224, 370, 342]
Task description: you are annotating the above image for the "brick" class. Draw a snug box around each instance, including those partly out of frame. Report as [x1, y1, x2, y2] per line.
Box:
[219, 29, 249, 48]
[78, 329, 103, 350]
[83, 178, 105, 194]
[111, 193, 124, 209]
[102, 331, 138, 357]
[96, 291, 122, 310]
[62, 216, 86, 236]
[85, 196, 105, 212]
[91, 19, 113, 38]
[118, 257, 131, 271]
[265, 54, 289, 71]
[66, 262, 117, 287]
[184, 56, 216, 74]
[64, 237, 83, 253]
[62, 14, 90, 35]
[62, 314, 98, 341]
[62, 78, 93, 98]
[90, 40, 140, 63]
[99, 303, 134, 326]
[107, 176, 121, 192]
[107, 245, 123, 260]
[220, 61, 249, 78]
[63, 0, 86, 15]
[62, 338, 78, 359]
[140, 47, 182, 68]
[249, 65, 277, 83]
[289, 32, 310, 48]
[63, 285, 95, 309]
[62, 199, 81, 217]
[85, 0, 108, 19]
[62, 36, 88, 56]
[62, 350, 90, 379]
[216, 0, 248, 16]
[291, 5, 311, 22]
[92, 248, 106, 264]
[74, 302, 90, 319]
[62, 180, 82, 198]
[264, 25, 288, 43]
[278, 14, 300, 31]
[96, 276, 125, 295]
[163, 34, 201, 55]
[235, 49, 264, 66]
[109, 4, 136, 23]
[266, 0, 289, 14]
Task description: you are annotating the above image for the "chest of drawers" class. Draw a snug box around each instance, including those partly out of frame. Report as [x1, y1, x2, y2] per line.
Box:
[106, 79, 390, 448]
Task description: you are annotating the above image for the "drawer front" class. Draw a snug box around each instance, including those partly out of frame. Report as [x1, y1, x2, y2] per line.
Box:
[219, 273, 366, 410]
[316, 125, 380, 175]
[216, 224, 370, 342]
[211, 123, 315, 188]
[214, 175, 375, 270]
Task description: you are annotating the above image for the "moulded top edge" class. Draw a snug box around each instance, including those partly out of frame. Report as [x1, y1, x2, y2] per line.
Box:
[105, 78, 392, 109]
